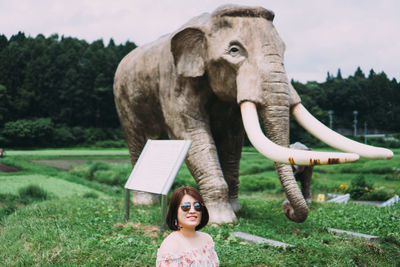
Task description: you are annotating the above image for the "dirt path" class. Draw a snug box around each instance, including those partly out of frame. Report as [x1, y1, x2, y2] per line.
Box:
[0, 162, 21, 172]
[0, 159, 130, 172]
[28, 159, 130, 170]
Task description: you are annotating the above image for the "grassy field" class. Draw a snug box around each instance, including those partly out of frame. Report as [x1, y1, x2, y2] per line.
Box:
[0, 174, 107, 198]
[0, 147, 399, 266]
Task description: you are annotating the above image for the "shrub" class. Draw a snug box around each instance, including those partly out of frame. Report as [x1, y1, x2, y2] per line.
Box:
[367, 188, 395, 201]
[69, 164, 91, 178]
[95, 170, 125, 186]
[88, 162, 110, 180]
[348, 176, 373, 200]
[93, 139, 127, 148]
[0, 193, 19, 218]
[347, 176, 395, 201]
[70, 161, 131, 186]
[53, 125, 77, 146]
[333, 183, 349, 194]
[82, 192, 99, 199]
[18, 184, 48, 203]
[2, 118, 54, 147]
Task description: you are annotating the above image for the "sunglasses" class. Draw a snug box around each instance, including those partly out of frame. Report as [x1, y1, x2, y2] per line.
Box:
[180, 201, 203, 212]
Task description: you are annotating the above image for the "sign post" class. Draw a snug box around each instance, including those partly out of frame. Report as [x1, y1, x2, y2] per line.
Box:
[124, 140, 192, 231]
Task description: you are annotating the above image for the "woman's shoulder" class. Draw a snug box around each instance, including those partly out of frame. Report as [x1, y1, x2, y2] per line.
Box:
[197, 231, 214, 244]
[158, 232, 181, 253]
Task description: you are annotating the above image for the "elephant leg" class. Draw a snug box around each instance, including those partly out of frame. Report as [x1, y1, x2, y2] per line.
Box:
[117, 106, 160, 205]
[183, 129, 237, 224]
[210, 102, 244, 212]
[290, 143, 313, 203]
[162, 79, 237, 224]
[300, 167, 313, 202]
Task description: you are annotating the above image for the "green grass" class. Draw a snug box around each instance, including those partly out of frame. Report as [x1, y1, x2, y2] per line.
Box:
[0, 147, 399, 266]
[6, 148, 129, 158]
[0, 195, 398, 266]
[0, 174, 106, 198]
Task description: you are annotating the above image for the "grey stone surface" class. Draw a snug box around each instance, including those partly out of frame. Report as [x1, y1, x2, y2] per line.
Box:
[327, 228, 380, 242]
[379, 195, 399, 207]
[230, 232, 295, 249]
[351, 200, 383, 206]
[328, 193, 350, 203]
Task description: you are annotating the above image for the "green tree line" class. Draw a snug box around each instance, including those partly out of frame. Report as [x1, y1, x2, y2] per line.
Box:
[290, 68, 400, 146]
[0, 32, 136, 147]
[0, 32, 399, 148]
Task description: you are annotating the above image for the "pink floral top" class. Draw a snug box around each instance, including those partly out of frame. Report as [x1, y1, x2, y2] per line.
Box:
[156, 242, 219, 267]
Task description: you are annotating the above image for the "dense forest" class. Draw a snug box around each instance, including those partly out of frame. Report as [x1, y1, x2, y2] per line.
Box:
[0, 32, 399, 148]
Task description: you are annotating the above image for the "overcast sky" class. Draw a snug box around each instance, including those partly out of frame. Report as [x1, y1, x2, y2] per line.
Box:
[1, 0, 399, 82]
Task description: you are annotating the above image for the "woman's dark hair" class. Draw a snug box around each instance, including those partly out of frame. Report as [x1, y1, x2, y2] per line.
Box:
[166, 186, 209, 231]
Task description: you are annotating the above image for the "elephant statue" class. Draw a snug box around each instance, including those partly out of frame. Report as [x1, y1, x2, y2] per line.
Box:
[114, 4, 393, 224]
[290, 142, 314, 203]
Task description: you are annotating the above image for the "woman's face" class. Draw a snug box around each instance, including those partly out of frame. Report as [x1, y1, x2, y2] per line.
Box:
[177, 194, 202, 230]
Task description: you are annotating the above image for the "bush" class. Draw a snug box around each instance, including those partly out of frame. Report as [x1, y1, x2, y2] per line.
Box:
[93, 139, 127, 148]
[70, 161, 131, 186]
[367, 188, 395, 201]
[18, 184, 48, 203]
[69, 164, 91, 178]
[348, 176, 373, 200]
[88, 162, 110, 180]
[53, 126, 77, 146]
[347, 176, 395, 201]
[2, 118, 54, 147]
[82, 192, 99, 199]
[0, 193, 19, 218]
[95, 170, 126, 186]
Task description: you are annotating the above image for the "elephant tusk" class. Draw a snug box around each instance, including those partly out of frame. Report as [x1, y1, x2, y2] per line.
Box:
[291, 103, 393, 160]
[240, 101, 360, 165]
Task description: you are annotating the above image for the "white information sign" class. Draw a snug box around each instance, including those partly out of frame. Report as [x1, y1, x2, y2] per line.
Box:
[124, 139, 191, 195]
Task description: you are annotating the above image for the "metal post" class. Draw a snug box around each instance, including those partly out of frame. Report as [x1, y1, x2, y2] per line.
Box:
[124, 189, 130, 222]
[328, 110, 334, 129]
[364, 121, 368, 144]
[160, 194, 167, 235]
[353, 110, 358, 136]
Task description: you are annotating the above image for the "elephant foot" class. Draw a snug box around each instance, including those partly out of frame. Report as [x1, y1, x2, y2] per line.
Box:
[206, 201, 237, 224]
[131, 191, 159, 205]
[229, 198, 241, 212]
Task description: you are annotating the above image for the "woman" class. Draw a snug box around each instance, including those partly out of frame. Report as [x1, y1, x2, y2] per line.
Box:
[156, 186, 219, 266]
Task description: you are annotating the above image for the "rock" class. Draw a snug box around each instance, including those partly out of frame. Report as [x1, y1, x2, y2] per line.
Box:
[230, 232, 295, 249]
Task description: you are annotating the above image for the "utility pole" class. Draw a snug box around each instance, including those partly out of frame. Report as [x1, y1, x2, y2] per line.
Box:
[353, 110, 358, 136]
[364, 121, 368, 144]
[328, 110, 334, 129]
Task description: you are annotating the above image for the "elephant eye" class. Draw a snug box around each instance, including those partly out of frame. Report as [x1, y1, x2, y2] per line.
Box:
[228, 45, 241, 56]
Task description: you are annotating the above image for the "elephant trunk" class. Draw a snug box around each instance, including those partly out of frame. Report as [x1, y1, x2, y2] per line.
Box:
[256, 84, 308, 222]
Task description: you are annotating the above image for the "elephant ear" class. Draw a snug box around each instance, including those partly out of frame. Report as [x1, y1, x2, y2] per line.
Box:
[171, 28, 206, 77]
